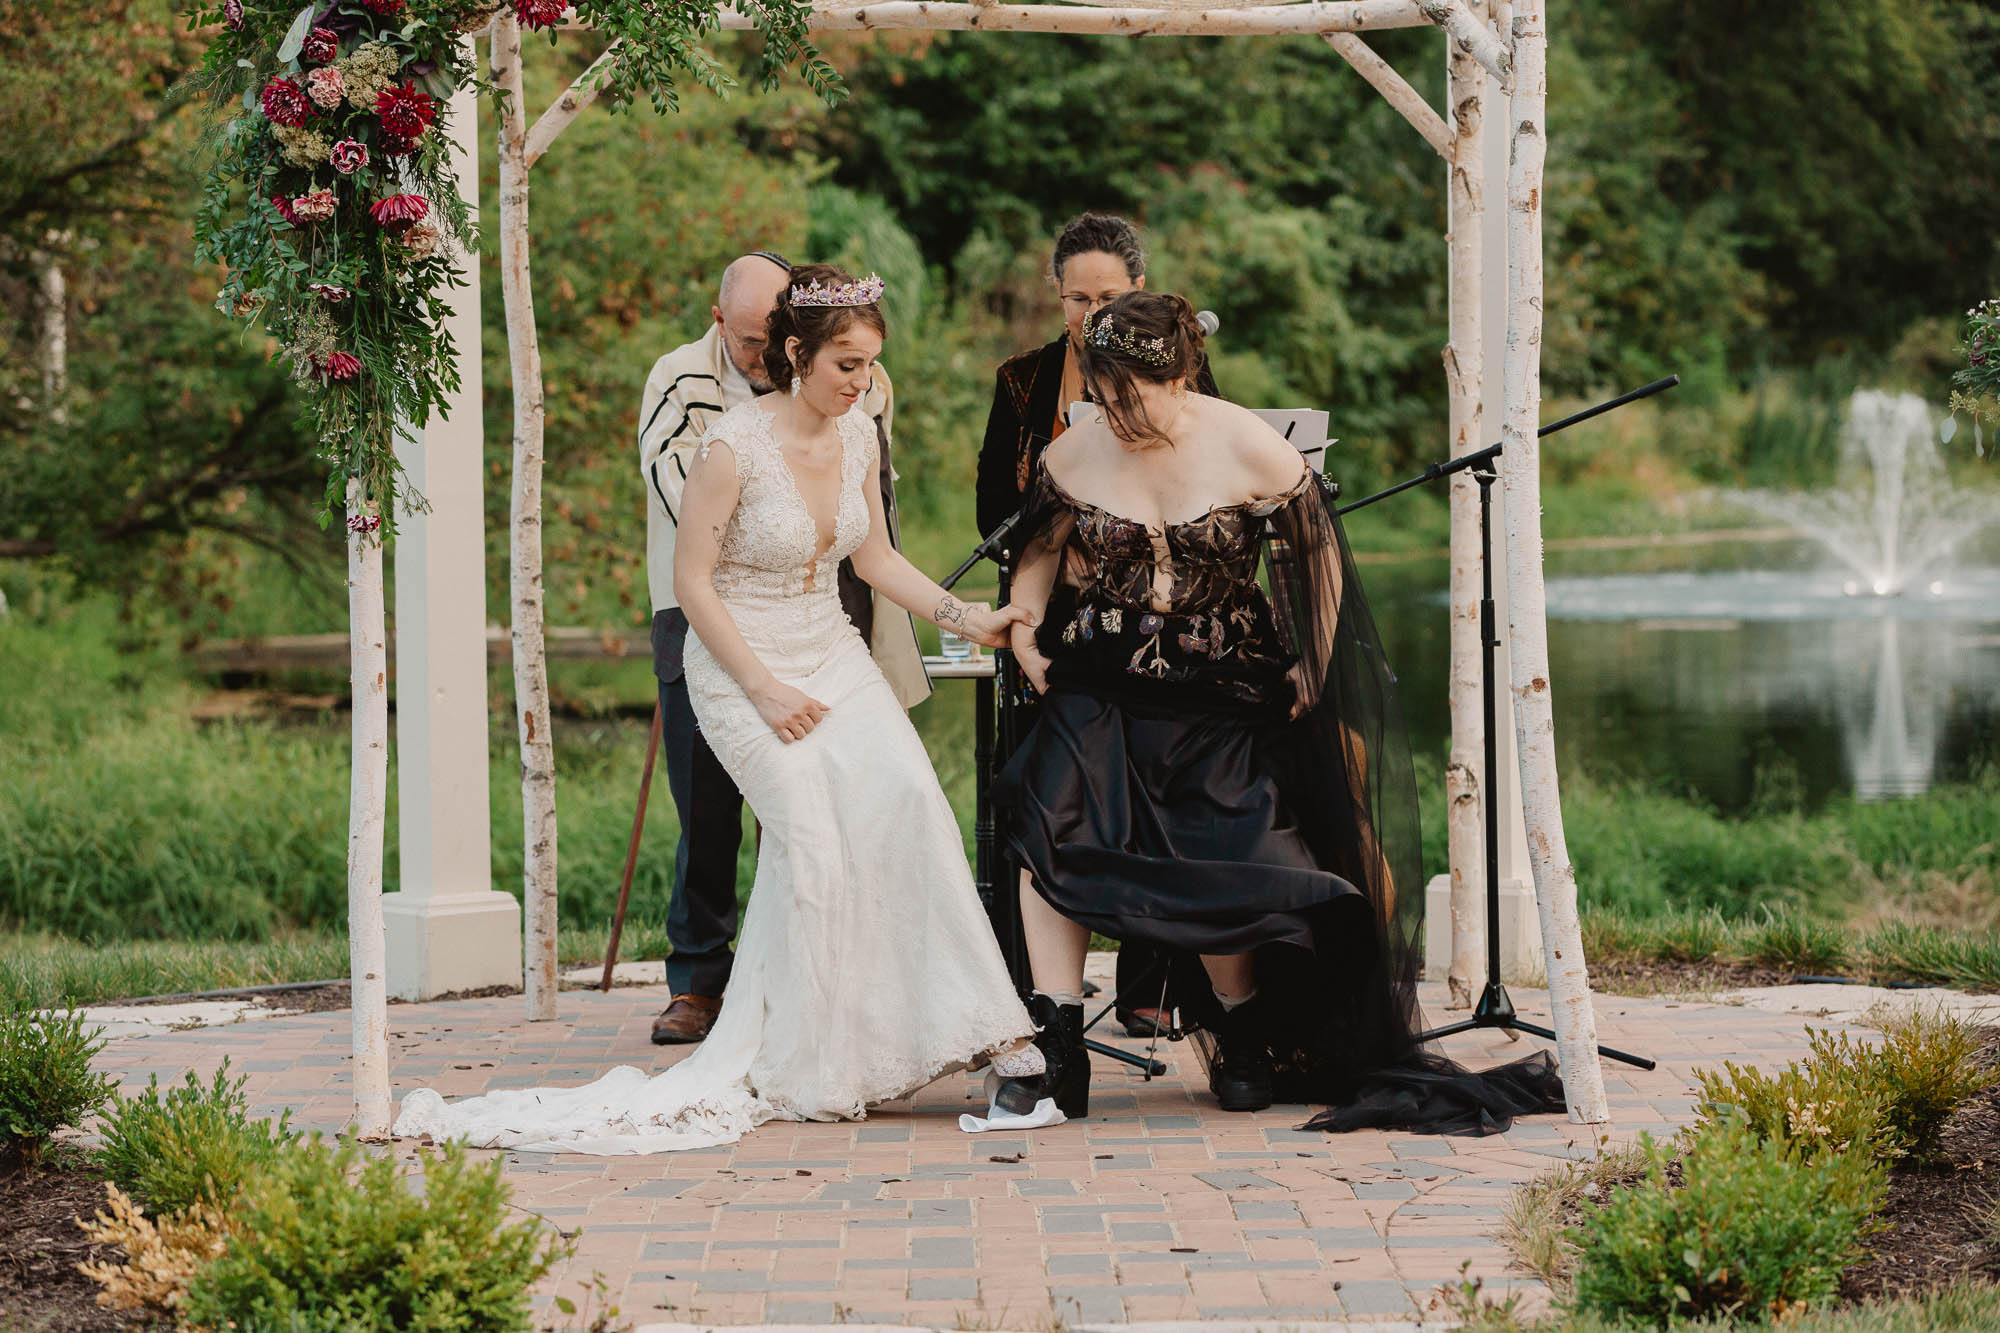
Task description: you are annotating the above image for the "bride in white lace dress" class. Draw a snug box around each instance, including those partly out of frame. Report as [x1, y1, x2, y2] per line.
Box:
[395, 267, 1048, 1154]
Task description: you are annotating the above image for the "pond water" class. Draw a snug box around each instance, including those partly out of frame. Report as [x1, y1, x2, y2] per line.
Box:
[1358, 528, 2000, 814]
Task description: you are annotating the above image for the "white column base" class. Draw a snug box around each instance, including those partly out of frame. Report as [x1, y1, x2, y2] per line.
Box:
[1422, 872, 1546, 986]
[383, 891, 522, 1001]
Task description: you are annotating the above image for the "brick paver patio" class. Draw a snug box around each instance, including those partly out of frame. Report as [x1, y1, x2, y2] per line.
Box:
[90, 974, 1860, 1328]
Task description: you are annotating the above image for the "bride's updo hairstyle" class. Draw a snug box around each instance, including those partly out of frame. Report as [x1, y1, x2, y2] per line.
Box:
[762, 262, 888, 393]
[1077, 290, 1204, 447]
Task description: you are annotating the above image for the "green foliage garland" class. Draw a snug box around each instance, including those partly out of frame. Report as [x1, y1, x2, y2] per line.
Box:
[1949, 298, 1999, 451]
[184, 0, 834, 530]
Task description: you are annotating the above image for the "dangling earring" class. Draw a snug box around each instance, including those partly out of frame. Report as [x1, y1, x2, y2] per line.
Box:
[790, 377, 802, 398]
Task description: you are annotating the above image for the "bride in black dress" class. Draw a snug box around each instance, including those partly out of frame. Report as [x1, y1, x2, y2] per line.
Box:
[990, 290, 1564, 1134]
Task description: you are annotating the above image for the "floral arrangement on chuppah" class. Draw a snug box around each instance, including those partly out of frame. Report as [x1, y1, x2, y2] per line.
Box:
[184, 0, 836, 525]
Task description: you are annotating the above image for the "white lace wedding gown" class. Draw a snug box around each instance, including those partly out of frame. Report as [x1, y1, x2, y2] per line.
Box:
[395, 399, 1034, 1154]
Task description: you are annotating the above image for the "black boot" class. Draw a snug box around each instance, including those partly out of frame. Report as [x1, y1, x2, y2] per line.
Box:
[994, 993, 1091, 1119]
[1210, 997, 1274, 1113]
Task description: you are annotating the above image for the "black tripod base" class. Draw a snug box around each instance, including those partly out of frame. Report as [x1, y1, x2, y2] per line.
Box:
[1086, 1038, 1169, 1077]
[1418, 982, 1657, 1071]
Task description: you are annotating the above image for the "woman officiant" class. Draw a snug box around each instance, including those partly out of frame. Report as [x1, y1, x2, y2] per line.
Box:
[975, 213, 1220, 1038]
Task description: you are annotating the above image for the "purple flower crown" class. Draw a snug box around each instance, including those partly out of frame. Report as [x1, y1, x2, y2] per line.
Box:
[1083, 309, 1173, 368]
[790, 274, 886, 308]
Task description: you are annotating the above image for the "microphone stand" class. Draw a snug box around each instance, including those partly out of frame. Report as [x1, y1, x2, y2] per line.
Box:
[1338, 376, 1679, 1071]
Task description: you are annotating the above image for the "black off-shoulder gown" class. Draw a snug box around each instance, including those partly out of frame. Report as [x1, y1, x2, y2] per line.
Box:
[996, 462, 1566, 1134]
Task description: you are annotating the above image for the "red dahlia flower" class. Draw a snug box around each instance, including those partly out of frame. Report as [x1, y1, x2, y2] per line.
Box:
[260, 78, 311, 128]
[301, 26, 339, 62]
[516, 0, 569, 29]
[361, 0, 407, 15]
[378, 132, 418, 158]
[369, 193, 429, 230]
[376, 81, 437, 139]
[322, 352, 363, 382]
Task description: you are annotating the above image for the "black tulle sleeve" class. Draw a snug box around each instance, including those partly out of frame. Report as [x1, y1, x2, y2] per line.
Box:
[1261, 476, 1566, 1134]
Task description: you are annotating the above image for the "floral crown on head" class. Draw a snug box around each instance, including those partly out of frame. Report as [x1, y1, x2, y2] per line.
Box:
[1082, 308, 1173, 369]
[789, 274, 886, 307]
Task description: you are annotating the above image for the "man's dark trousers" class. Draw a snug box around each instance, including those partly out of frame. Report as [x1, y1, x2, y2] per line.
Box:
[653, 609, 744, 997]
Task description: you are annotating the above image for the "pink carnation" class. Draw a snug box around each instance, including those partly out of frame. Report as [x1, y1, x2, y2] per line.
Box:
[329, 138, 369, 175]
[224, 0, 244, 31]
[516, 0, 569, 30]
[291, 188, 337, 222]
[401, 222, 441, 261]
[346, 511, 383, 533]
[269, 194, 301, 226]
[322, 352, 363, 382]
[260, 77, 311, 128]
[306, 66, 344, 110]
[308, 282, 352, 303]
[301, 26, 339, 62]
[369, 192, 428, 230]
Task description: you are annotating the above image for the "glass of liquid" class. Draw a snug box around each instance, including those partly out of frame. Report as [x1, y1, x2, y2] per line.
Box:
[939, 628, 974, 660]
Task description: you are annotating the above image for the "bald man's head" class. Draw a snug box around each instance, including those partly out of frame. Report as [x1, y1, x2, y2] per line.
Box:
[713, 254, 792, 391]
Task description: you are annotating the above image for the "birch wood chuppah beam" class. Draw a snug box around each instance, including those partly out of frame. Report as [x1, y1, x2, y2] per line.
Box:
[494, 13, 563, 1023]
[1323, 32, 1452, 160]
[1495, 0, 1609, 1123]
[1440, 0, 1488, 1010]
[715, 1, 1434, 37]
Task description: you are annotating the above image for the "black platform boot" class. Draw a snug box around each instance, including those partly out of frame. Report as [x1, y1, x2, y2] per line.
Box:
[1209, 997, 1274, 1113]
[993, 993, 1091, 1119]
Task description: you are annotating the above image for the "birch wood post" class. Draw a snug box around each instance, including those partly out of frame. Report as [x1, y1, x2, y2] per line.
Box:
[1498, 0, 1607, 1122]
[494, 14, 560, 1022]
[1442, 1, 1486, 1009]
[33, 236, 68, 421]
[345, 483, 393, 1136]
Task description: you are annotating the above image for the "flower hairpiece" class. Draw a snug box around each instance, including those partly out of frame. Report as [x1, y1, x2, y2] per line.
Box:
[790, 274, 885, 307]
[1083, 309, 1173, 368]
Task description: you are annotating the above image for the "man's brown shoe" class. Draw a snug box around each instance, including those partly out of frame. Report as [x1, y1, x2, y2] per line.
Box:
[650, 994, 722, 1045]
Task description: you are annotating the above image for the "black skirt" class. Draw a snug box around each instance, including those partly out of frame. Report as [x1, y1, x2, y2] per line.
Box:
[998, 682, 1566, 1134]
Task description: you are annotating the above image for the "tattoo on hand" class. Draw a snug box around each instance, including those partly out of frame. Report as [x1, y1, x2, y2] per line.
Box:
[936, 596, 968, 629]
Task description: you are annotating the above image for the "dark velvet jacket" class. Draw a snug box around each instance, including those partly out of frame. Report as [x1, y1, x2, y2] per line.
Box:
[975, 332, 1222, 538]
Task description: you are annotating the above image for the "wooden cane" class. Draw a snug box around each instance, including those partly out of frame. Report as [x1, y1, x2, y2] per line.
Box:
[602, 699, 664, 992]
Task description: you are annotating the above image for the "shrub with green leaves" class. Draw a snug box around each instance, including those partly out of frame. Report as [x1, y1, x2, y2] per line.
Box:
[1849, 1007, 1996, 1166]
[99, 1059, 295, 1215]
[1570, 1115, 1886, 1324]
[1697, 1011, 1996, 1168]
[1695, 1033, 1900, 1166]
[181, 1135, 568, 1332]
[0, 1006, 113, 1165]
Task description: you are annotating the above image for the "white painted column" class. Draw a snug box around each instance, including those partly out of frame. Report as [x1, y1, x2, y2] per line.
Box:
[1476, 49, 1544, 981]
[383, 68, 522, 1001]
